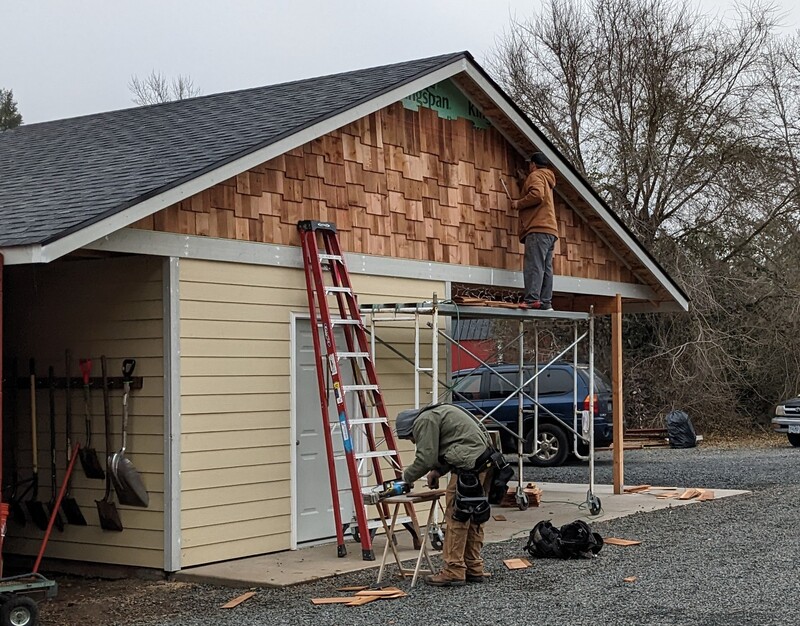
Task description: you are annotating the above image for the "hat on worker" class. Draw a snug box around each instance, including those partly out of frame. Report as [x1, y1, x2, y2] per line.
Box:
[528, 152, 551, 167]
[395, 408, 422, 439]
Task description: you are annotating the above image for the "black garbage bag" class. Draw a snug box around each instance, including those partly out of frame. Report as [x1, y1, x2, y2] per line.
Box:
[666, 410, 697, 448]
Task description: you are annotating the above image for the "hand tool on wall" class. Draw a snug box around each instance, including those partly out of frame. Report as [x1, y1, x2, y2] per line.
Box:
[34, 442, 81, 574]
[46, 366, 65, 532]
[500, 179, 512, 199]
[26, 359, 50, 531]
[60, 350, 87, 525]
[95, 355, 123, 531]
[78, 358, 105, 480]
[109, 359, 149, 508]
[6, 358, 29, 526]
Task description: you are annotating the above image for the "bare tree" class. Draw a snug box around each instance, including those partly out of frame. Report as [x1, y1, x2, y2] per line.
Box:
[490, 0, 800, 432]
[128, 71, 200, 106]
[492, 0, 779, 246]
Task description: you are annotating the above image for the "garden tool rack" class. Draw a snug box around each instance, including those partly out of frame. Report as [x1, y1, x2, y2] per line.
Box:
[11, 375, 143, 391]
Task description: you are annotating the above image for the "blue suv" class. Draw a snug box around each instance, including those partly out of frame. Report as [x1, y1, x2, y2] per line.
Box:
[450, 362, 614, 467]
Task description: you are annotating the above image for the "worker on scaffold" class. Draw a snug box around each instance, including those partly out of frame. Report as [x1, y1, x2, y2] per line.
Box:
[511, 151, 558, 310]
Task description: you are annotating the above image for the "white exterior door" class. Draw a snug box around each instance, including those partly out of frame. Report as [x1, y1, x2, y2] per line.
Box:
[294, 319, 357, 543]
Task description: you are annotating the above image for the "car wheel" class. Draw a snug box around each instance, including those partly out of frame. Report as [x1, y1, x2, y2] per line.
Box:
[525, 423, 569, 467]
[788, 433, 800, 447]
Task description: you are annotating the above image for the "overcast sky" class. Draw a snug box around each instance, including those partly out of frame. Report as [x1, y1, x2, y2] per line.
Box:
[5, 0, 799, 125]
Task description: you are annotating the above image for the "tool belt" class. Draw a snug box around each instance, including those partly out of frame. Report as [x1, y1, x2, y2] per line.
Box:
[452, 470, 491, 525]
[473, 446, 514, 505]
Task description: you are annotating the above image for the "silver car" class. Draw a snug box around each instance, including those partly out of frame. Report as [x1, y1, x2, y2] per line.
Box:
[772, 397, 800, 447]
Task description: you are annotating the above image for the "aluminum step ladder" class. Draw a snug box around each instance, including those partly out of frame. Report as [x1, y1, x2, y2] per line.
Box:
[297, 220, 420, 560]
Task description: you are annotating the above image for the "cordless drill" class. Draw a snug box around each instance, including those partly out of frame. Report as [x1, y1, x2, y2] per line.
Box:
[363, 479, 411, 504]
[380, 479, 411, 498]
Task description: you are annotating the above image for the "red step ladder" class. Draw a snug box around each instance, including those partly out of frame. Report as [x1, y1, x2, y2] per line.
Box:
[297, 220, 419, 560]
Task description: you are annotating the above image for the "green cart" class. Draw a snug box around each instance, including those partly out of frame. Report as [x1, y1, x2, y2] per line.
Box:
[0, 573, 57, 626]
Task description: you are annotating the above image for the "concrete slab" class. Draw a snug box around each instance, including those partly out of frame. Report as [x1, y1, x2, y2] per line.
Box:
[175, 481, 748, 589]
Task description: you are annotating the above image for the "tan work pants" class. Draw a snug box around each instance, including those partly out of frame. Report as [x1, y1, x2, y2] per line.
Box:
[442, 469, 491, 580]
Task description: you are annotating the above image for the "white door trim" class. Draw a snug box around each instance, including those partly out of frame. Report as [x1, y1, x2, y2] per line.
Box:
[289, 311, 305, 550]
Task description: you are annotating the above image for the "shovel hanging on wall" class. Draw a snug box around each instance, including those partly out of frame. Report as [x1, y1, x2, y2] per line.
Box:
[95, 355, 122, 531]
[109, 359, 149, 508]
[78, 358, 105, 480]
[61, 351, 87, 525]
[26, 359, 50, 532]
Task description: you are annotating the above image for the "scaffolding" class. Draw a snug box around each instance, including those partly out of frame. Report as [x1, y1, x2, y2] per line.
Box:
[360, 295, 602, 516]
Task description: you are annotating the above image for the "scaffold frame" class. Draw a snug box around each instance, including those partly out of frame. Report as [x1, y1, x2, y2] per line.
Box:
[360, 295, 602, 516]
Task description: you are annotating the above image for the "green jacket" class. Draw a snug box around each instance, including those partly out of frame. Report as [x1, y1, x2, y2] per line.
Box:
[402, 404, 490, 484]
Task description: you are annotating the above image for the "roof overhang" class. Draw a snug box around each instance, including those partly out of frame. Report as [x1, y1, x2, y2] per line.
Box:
[0, 57, 470, 265]
[0, 53, 688, 312]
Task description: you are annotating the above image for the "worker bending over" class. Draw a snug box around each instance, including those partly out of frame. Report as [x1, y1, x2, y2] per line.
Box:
[395, 403, 509, 587]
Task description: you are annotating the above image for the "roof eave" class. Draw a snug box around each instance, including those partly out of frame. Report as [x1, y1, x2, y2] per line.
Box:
[1, 56, 470, 265]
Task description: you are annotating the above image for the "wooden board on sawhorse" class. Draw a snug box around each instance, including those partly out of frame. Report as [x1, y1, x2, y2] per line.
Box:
[376, 489, 446, 588]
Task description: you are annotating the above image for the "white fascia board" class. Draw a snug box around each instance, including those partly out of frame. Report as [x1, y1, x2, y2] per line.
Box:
[3, 60, 467, 268]
[624, 301, 685, 314]
[0, 245, 44, 265]
[461, 65, 689, 313]
[87, 228, 658, 301]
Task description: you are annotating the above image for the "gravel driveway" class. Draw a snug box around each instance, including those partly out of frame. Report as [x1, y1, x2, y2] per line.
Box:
[41, 441, 800, 626]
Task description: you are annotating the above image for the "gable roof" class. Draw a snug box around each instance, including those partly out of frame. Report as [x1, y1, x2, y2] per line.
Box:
[0, 52, 464, 248]
[0, 51, 687, 310]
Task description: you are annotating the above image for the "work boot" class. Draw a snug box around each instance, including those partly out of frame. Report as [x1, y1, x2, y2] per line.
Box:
[424, 572, 466, 587]
[466, 573, 487, 583]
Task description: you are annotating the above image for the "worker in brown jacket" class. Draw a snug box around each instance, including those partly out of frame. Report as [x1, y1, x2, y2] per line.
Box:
[511, 152, 558, 310]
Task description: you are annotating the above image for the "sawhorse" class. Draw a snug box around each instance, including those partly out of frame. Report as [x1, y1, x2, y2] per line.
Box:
[376, 489, 446, 587]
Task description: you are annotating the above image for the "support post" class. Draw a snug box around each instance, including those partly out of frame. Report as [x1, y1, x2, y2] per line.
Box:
[612, 293, 624, 494]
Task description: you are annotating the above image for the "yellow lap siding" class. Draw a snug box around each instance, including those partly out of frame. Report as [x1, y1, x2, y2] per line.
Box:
[182, 516, 290, 547]
[181, 355, 290, 376]
[182, 429, 289, 452]
[179, 258, 446, 563]
[181, 448, 288, 472]
[181, 376, 289, 397]
[181, 464, 290, 491]
[182, 500, 289, 529]
[182, 482, 290, 509]
[180, 535, 288, 568]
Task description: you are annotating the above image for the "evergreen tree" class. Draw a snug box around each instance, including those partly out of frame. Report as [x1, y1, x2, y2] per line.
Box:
[0, 88, 22, 130]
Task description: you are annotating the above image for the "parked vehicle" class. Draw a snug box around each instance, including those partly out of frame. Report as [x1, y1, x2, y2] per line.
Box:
[771, 397, 800, 447]
[451, 362, 614, 467]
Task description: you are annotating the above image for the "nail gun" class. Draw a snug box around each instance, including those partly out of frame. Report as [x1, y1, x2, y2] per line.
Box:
[363, 479, 411, 505]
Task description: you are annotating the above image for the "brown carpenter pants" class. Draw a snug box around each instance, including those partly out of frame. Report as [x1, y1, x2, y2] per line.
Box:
[441, 469, 491, 580]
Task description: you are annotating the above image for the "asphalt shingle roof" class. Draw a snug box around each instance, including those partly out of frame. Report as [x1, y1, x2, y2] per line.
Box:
[0, 52, 467, 248]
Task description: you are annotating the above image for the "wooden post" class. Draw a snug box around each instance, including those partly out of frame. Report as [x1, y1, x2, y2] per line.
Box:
[612, 293, 624, 494]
